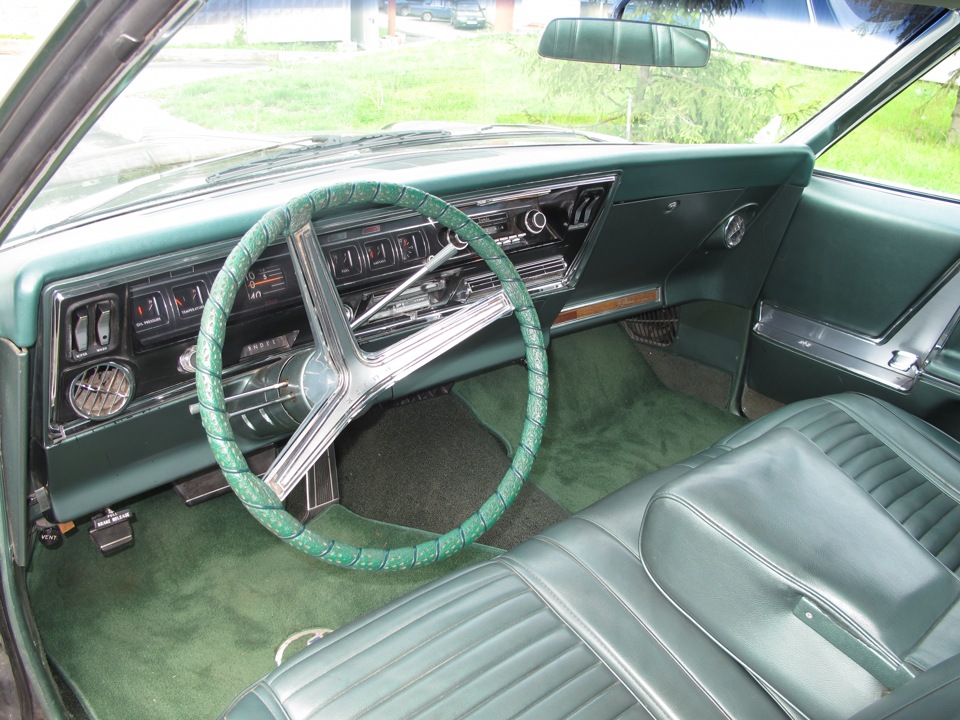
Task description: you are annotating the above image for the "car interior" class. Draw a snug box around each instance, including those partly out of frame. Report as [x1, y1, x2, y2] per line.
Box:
[1, 1, 960, 719]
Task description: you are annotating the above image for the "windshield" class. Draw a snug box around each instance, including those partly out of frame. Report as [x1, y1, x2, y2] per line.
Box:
[5, 0, 944, 239]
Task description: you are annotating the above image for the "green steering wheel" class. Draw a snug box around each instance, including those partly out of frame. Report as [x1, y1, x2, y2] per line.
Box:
[195, 181, 548, 571]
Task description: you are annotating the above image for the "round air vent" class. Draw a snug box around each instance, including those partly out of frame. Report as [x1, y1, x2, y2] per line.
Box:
[69, 362, 135, 420]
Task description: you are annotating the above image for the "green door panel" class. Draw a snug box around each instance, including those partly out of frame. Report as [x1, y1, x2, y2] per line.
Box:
[762, 176, 960, 338]
[748, 338, 960, 422]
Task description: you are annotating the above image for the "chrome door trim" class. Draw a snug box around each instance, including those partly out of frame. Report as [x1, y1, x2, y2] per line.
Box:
[754, 261, 960, 392]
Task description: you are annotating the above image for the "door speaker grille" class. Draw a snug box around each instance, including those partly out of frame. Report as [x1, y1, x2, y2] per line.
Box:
[69, 362, 135, 420]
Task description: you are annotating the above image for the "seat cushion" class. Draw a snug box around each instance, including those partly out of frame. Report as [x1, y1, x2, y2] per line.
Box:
[715, 393, 960, 573]
[223, 469, 789, 720]
[222, 393, 960, 719]
[642, 428, 960, 719]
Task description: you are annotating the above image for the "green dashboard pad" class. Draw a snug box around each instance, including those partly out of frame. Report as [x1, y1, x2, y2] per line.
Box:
[539, 18, 711, 68]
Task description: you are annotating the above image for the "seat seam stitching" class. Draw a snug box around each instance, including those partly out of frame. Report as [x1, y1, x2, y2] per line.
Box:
[504, 536, 738, 720]
[919, 504, 960, 556]
[400, 624, 583, 719]
[286, 580, 532, 709]
[492, 554, 660, 719]
[898, 485, 951, 528]
[468, 651, 605, 719]
[824, 396, 960, 505]
[372, 610, 574, 718]
[863, 464, 919, 498]
[558, 679, 639, 720]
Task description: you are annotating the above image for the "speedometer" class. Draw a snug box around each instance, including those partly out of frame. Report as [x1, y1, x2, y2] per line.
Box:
[245, 264, 287, 301]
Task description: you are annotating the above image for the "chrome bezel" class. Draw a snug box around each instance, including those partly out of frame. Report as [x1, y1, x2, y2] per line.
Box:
[723, 213, 746, 249]
[68, 361, 136, 420]
[41, 173, 619, 445]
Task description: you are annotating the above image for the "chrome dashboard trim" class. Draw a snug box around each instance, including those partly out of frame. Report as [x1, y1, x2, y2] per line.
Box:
[41, 173, 617, 444]
[42, 236, 292, 445]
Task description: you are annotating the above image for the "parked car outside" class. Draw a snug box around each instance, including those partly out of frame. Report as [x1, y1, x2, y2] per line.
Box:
[450, 0, 486, 29]
[400, 0, 454, 23]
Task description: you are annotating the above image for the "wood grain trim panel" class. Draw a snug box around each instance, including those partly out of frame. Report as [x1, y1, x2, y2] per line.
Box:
[553, 289, 660, 326]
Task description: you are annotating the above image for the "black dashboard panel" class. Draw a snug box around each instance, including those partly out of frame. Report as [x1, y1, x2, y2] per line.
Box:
[43, 175, 616, 441]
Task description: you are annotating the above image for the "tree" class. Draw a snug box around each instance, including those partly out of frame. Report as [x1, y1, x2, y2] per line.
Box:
[521, 0, 779, 144]
[854, 1, 959, 144]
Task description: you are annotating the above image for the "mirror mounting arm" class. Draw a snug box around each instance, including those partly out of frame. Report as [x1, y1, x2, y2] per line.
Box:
[612, 0, 630, 20]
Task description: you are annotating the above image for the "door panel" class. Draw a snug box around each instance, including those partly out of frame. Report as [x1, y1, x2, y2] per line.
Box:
[762, 176, 960, 338]
[749, 174, 960, 416]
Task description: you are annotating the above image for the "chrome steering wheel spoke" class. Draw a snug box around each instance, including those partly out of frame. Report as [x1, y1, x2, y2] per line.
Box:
[196, 181, 547, 570]
[263, 222, 513, 500]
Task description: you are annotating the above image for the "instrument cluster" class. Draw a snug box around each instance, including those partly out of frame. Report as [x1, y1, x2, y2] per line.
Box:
[44, 175, 616, 439]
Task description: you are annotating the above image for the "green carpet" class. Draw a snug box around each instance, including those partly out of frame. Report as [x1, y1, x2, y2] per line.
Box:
[337, 394, 568, 550]
[454, 323, 747, 512]
[28, 491, 499, 720]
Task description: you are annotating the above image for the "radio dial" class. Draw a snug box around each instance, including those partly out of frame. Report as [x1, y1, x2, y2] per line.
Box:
[521, 209, 547, 235]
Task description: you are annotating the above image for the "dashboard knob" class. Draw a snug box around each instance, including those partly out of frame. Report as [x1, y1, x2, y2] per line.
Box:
[521, 209, 547, 235]
[178, 345, 198, 374]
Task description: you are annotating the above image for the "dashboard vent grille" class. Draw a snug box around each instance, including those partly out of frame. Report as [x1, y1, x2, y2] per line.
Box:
[520, 257, 567, 284]
[469, 257, 568, 295]
[69, 363, 135, 420]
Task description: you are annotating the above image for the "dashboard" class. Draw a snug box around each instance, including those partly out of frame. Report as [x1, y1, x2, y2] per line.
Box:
[13, 142, 815, 524]
[44, 175, 615, 443]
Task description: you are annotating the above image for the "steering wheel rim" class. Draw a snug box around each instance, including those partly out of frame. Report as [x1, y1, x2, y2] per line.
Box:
[195, 181, 548, 571]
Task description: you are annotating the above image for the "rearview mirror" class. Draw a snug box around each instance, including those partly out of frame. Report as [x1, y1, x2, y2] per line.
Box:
[538, 18, 711, 68]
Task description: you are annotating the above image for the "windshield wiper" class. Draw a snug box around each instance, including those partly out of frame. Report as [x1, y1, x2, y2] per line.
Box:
[205, 130, 452, 183]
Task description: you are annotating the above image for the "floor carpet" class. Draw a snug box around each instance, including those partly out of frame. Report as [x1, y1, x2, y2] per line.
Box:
[29, 321, 744, 719]
[336, 393, 568, 550]
[28, 492, 499, 720]
[454, 323, 748, 513]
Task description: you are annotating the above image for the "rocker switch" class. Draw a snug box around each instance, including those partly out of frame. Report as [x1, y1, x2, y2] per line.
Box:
[73, 310, 89, 353]
[95, 303, 112, 346]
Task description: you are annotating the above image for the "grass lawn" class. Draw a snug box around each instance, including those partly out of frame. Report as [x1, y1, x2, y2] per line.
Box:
[157, 35, 539, 134]
[156, 34, 960, 197]
[816, 80, 960, 196]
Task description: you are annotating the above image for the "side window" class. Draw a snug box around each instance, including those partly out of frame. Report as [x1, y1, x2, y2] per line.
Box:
[816, 50, 960, 198]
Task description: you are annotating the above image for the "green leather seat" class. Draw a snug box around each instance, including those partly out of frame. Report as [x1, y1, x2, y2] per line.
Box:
[222, 394, 960, 719]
